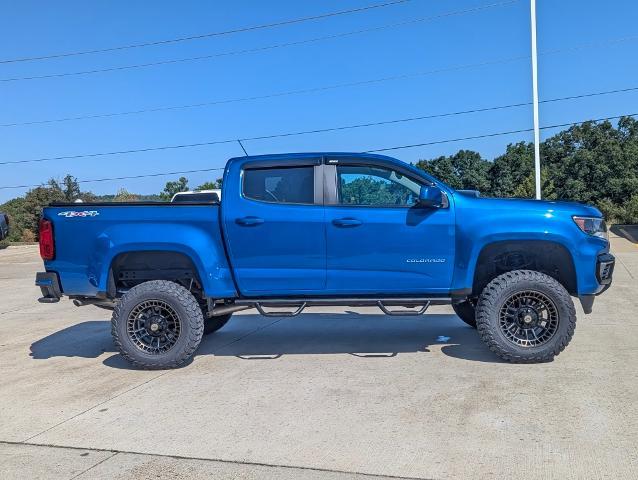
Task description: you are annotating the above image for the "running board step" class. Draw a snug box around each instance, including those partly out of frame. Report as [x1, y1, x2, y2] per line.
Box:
[234, 297, 448, 317]
[255, 302, 307, 317]
[377, 300, 430, 316]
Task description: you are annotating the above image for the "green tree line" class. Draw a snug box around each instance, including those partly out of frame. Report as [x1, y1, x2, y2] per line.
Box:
[1, 117, 637, 244]
[0, 175, 222, 243]
[416, 117, 638, 223]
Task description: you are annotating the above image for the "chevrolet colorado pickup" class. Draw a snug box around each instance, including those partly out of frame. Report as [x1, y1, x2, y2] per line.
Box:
[35, 153, 615, 368]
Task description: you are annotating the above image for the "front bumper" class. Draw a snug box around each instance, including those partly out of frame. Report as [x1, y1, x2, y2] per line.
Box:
[596, 253, 615, 286]
[35, 272, 62, 303]
[579, 253, 615, 314]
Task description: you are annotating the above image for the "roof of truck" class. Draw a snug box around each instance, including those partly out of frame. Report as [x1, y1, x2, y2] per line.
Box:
[228, 152, 399, 163]
[225, 151, 444, 189]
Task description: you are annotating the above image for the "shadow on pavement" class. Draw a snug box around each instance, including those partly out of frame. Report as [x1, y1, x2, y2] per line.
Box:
[611, 224, 638, 243]
[30, 320, 115, 359]
[30, 312, 503, 368]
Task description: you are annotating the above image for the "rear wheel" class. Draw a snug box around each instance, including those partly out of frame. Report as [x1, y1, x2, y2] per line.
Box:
[111, 280, 204, 369]
[476, 270, 576, 363]
[452, 300, 477, 328]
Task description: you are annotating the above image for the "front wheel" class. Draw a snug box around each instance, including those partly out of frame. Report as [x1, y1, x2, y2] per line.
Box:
[476, 270, 576, 363]
[111, 280, 204, 369]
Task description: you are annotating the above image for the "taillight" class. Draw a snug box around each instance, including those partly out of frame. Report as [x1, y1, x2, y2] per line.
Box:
[39, 218, 55, 260]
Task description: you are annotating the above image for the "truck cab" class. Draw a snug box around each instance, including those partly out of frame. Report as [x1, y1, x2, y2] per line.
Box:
[223, 153, 455, 295]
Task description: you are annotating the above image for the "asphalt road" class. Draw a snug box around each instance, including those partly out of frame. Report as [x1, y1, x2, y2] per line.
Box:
[1, 239, 637, 479]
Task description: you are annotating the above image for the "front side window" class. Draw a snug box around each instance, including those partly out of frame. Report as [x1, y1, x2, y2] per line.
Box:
[337, 165, 421, 206]
[243, 166, 314, 204]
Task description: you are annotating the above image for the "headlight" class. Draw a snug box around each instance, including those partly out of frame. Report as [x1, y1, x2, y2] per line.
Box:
[573, 216, 608, 240]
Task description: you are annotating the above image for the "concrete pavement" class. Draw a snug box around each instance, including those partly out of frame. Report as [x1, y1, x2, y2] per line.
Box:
[1, 241, 637, 479]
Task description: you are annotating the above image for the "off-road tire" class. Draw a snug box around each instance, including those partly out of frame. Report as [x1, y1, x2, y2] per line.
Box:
[111, 280, 204, 369]
[476, 270, 576, 363]
[452, 300, 477, 328]
[203, 313, 232, 335]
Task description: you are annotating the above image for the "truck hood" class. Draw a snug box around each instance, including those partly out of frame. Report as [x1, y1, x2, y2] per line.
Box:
[452, 191, 603, 217]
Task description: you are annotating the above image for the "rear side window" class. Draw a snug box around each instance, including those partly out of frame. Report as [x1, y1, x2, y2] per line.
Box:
[243, 166, 314, 204]
[172, 192, 219, 203]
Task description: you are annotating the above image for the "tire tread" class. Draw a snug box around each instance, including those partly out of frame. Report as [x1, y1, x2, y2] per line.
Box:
[111, 280, 203, 369]
[475, 270, 576, 363]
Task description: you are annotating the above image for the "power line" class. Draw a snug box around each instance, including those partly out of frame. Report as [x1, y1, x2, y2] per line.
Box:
[2, 84, 638, 166]
[0, 168, 226, 190]
[0, 55, 529, 127]
[0, 1, 520, 83]
[2, 34, 637, 127]
[0, 0, 411, 64]
[4, 80, 638, 129]
[0, 113, 635, 190]
[365, 113, 637, 152]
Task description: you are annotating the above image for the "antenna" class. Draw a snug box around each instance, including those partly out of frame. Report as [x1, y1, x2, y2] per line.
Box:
[237, 139, 249, 156]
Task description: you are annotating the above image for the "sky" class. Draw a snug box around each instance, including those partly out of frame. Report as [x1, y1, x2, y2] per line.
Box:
[0, 0, 637, 203]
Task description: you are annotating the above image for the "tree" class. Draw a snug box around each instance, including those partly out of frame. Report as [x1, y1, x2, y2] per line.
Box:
[61, 175, 81, 201]
[489, 142, 535, 197]
[512, 168, 556, 199]
[47, 175, 81, 202]
[113, 188, 139, 202]
[541, 117, 638, 220]
[22, 186, 66, 240]
[160, 177, 189, 200]
[195, 177, 223, 190]
[416, 150, 491, 192]
[413, 117, 638, 223]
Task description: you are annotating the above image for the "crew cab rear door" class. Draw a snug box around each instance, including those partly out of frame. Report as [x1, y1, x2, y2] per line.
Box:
[324, 157, 455, 294]
[221, 157, 326, 295]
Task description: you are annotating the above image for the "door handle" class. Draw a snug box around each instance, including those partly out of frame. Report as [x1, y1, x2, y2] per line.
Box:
[332, 218, 362, 227]
[236, 216, 264, 226]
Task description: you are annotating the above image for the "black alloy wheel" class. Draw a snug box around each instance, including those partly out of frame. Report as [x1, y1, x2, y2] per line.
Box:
[127, 299, 181, 354]
[498, 290, 559, 347]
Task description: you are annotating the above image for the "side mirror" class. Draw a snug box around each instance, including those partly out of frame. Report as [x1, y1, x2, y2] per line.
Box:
[418, 185, 443, 208]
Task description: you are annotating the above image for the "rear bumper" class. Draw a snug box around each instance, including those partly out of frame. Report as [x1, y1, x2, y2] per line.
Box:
[35, 272, 62, 303]
[578, 253, 615, 314]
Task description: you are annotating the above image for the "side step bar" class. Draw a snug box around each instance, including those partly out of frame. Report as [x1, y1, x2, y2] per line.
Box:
[377, 300, 430, 316]
[255, 302, 307, 317]
[221, 297, 451, 318]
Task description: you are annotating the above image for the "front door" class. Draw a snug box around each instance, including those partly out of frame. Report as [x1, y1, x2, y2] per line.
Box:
[324, 159, 455, 294]
[222, 159, 325, 295]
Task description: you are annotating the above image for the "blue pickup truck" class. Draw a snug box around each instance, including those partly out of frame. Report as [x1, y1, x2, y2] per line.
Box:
[36, 153, 614, 368]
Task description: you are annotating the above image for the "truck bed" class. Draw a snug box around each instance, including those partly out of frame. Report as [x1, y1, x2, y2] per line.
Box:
[42, 202, 234, 299]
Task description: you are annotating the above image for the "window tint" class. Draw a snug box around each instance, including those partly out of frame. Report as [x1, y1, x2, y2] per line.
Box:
[337, 165, 421, 206]
[243, 166, 314, 204]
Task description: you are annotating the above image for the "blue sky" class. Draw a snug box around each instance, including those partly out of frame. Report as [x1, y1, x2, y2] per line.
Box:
[1, 0, 637, 202]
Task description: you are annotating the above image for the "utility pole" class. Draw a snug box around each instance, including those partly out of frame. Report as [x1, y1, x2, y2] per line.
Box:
[530, 0, 541, 199]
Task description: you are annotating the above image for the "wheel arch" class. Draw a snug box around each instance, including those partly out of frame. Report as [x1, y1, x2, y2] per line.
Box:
[471, 240, 578, 296]
[108, 250, 204, 296]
